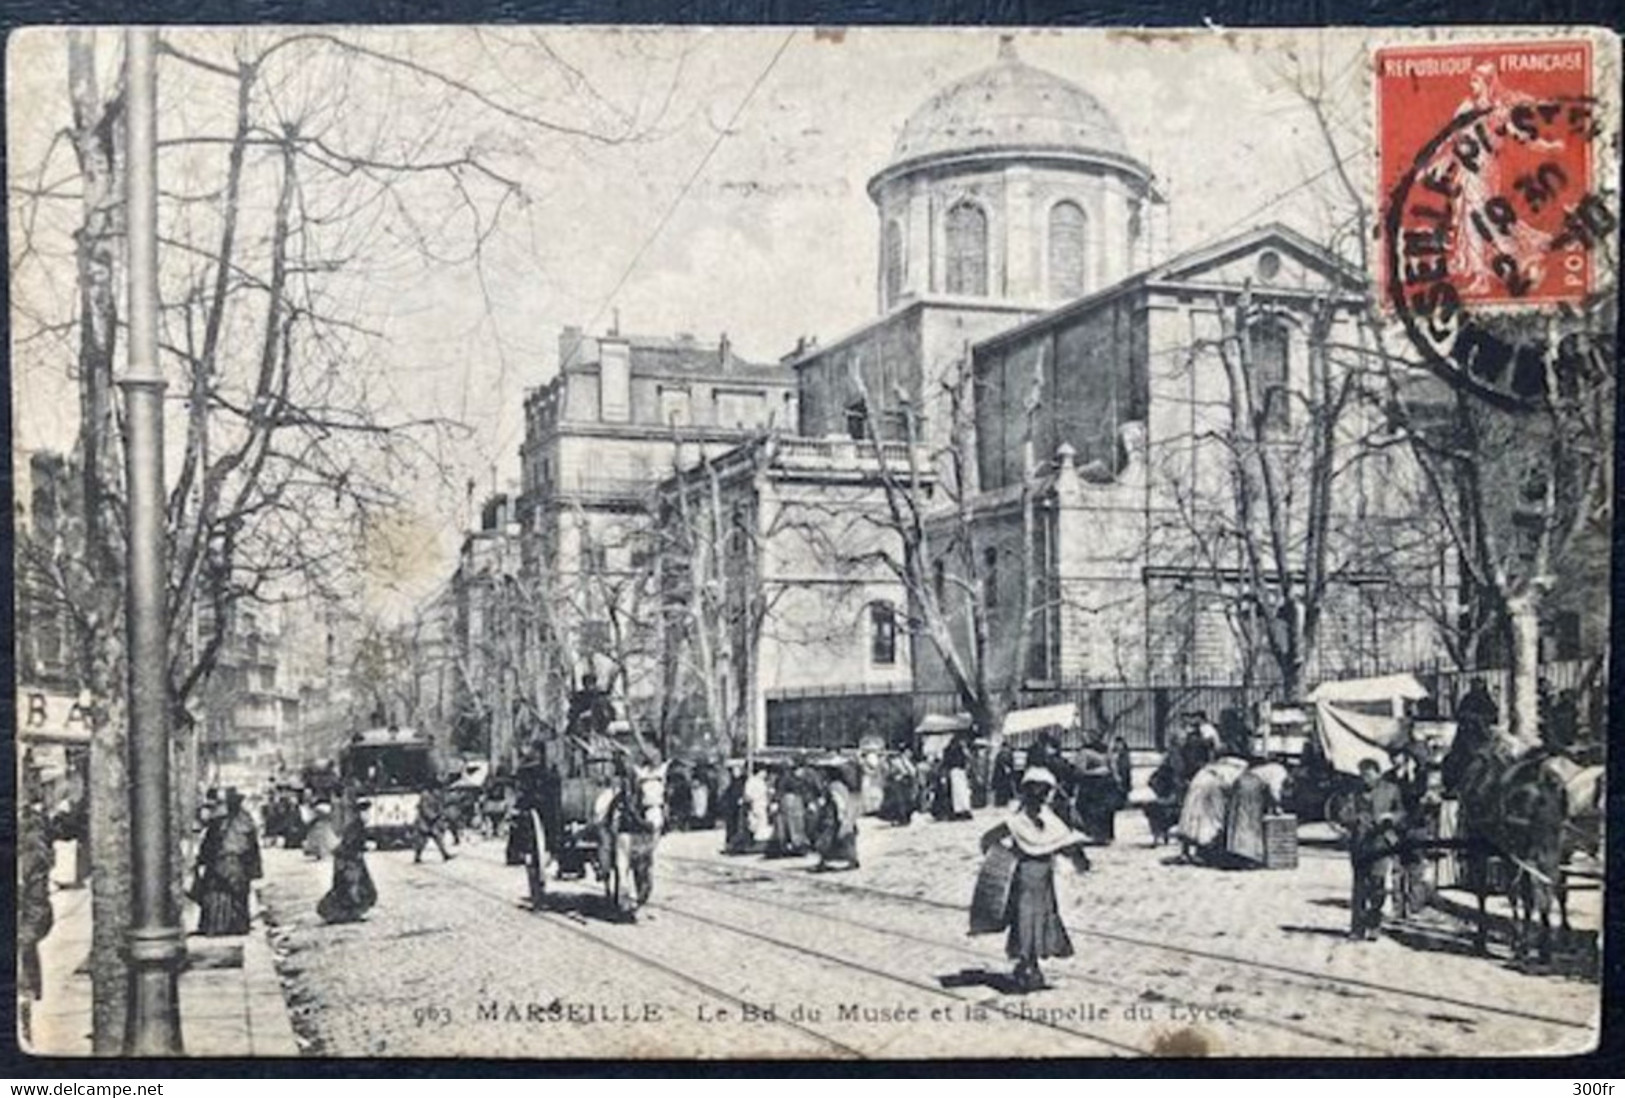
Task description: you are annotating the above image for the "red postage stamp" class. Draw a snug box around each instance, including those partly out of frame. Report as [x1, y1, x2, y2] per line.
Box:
[1378, 39, 1603, 312]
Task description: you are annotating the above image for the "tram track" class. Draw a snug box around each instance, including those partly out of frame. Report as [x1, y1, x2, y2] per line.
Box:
[661, 852, 1594, 1037]
[391, 838, 1590, 1058]
[423, 849, 1146, 1056]
[640, 888, 1151, 1055]
[418, 856, 869, 1059]
[651, 858, 1379, 1055]
[423, 845, 1363, 1055]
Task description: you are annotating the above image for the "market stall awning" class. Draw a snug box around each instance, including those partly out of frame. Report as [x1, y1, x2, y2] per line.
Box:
[1306, 673, 1429, 704]
[915, 713, 972, 735]
[1001, 704, 1078, 745]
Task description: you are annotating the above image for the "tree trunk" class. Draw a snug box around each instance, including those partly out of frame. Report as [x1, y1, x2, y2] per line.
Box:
[1506, 591, 1542, 749]
[68, 30, 134, 1054]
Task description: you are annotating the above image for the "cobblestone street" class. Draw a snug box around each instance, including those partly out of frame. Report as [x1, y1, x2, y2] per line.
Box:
[258, 810, 1599, 1059]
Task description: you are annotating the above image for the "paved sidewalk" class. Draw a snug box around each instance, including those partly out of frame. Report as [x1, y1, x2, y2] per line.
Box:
[22, 851, 299, 1057]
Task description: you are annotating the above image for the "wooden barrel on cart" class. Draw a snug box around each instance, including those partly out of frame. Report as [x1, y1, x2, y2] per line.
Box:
[969, 844, 1019, 935]
[560, 776, 604, 825]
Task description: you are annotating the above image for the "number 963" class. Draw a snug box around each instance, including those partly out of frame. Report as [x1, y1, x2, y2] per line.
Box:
[413, 1005, 453, 1028]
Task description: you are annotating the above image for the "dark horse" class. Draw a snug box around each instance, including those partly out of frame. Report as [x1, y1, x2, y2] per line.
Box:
[1449, 732, 1579, 964]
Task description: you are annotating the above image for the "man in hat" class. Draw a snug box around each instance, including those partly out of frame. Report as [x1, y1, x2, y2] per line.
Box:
[1347, 758, 1406, 940]
[413, 782, 454, 863]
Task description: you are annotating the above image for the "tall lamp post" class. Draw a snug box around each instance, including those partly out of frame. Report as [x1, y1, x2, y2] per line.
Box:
[122, 26, 185, 1055]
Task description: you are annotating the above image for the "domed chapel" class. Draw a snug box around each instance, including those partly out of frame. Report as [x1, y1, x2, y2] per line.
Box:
[784, 38, 1440, 691]
[867, 37, 1157, 312]
[515, 38, 1448, 749]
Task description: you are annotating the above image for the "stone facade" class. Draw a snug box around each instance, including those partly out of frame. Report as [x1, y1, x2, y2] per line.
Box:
[940, 223, 1451, 691]
[516, 328, 797, 721]
[790, 300, 1037, 476]
[656, 435, 926, 752]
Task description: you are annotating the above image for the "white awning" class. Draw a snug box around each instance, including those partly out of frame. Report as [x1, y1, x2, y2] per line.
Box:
[1001, 704, 1079, 739]
[1306, 673, 1429, 704]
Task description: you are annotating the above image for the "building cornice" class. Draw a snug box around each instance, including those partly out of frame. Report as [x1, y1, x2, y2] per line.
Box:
[867, 145, 1156, 202]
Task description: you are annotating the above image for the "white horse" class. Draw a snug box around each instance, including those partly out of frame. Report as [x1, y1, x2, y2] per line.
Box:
[594, 760, 668, 919]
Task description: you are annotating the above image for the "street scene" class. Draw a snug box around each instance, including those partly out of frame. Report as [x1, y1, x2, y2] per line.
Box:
[10, 26, 1615, 1060]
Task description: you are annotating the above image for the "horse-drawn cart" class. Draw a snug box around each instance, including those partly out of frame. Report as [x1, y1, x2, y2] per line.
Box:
[515, 704, 667, 921]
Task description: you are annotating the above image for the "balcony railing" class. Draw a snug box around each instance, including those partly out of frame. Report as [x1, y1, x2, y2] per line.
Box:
[774, 436, 917, 469]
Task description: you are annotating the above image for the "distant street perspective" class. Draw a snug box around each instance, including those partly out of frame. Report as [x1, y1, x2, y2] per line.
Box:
[12, 26, 1611, 1059]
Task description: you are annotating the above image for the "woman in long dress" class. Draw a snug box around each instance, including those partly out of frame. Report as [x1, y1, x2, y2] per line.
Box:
[771, 768, 810, 856]
[318, 802, 378, 924]
[193, 789, 262, 936]
[17, 776, 54, 1016]
[815, 765, 860, 871]
[980, 768, 1088, 992]
[1177, 756, 1249, 864]
[302, 801, 340, 860]
[943, 735, 973, 820]
[744, 765, 774, 850]
[1223, 762, 1290, 867]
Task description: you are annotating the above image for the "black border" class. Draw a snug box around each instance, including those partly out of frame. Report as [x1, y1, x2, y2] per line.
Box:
[2, 0, 1622, 1080]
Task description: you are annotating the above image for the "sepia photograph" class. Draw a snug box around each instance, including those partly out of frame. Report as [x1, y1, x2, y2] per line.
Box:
[7, 24, 1617, 1061]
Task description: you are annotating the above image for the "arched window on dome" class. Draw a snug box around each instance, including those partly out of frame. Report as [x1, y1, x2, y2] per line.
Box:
[1048, 200, 1088, 300]
[883, 220, 905, 307]
[945, 203, 988, 297]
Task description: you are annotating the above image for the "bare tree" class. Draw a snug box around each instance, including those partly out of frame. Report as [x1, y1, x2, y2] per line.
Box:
[656, 437, 778, 758]
[1149, 282, 1401, 696]
[821, 350, 1045, 747]
[9, 27, 675, 1049]
[1280, 51, 1614, 742]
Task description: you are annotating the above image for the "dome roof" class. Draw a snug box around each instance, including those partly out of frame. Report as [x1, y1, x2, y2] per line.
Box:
[887, 45, 1132, 170]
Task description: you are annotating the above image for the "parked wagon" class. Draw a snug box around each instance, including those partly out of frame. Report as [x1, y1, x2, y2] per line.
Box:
[516, 693, 667, 921]
[1253, 675, 1455, 824]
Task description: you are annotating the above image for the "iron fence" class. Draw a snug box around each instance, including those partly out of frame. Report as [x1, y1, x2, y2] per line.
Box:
[764, 653, 1609, 753]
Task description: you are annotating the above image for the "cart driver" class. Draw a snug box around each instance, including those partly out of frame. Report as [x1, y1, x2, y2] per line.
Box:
[567, 673, 615, 740]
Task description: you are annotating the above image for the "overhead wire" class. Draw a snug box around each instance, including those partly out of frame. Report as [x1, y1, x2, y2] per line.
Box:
[485, 28, 800, 470]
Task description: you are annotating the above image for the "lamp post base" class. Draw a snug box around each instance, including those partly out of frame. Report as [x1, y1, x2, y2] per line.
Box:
[123, 925, 185, 1056]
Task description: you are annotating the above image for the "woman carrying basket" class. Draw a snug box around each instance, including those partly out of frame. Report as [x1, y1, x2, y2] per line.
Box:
[974, 767, 1090, 993]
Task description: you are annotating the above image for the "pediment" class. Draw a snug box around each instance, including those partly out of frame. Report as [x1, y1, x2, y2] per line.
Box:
[1151, 223, 1365, 295]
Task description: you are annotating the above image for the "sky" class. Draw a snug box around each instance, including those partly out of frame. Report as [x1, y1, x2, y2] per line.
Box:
[9, 25, 1606, 618]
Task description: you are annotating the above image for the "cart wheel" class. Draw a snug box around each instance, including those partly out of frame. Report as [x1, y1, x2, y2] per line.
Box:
[527, 813, 548, 907]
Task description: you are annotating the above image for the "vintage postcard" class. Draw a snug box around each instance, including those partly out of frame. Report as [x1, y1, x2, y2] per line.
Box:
[9, 25, 1616, 1060]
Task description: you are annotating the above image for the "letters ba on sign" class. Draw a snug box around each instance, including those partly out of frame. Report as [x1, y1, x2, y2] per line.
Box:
[17, 689, 94, 745]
